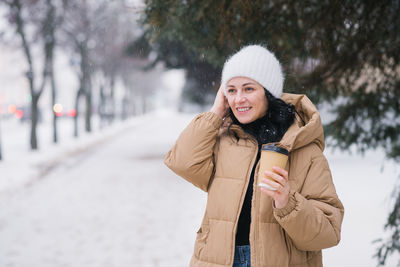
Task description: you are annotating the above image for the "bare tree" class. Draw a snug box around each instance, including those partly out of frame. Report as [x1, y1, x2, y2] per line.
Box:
[35, 0, 64, 143]
[62, 0, 145, 135]
[93, 3, 126, 127]
[42, 0, 60, 144]
[92, 2, 142, 126]
[2, 0, 66, 149]
[4, 0, 47, 149]
[61, 0, 107, 136]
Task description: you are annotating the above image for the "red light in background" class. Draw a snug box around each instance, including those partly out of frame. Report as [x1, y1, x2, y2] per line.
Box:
[67, 109, 76, 117]
[55, 112, 64, 117]
[15, 109, 23, 119]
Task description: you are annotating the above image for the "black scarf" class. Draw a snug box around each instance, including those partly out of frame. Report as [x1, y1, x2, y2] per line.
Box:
[234, 114, 281, 146]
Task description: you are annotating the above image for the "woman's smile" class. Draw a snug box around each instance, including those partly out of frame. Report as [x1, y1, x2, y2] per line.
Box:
[236, 106, 251, 113]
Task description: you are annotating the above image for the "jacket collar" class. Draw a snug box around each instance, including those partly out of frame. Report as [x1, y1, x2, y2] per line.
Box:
[277, 93, 325, 152]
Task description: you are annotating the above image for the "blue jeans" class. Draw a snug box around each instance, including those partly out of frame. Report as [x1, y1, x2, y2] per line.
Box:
[233, 245, 251, 267]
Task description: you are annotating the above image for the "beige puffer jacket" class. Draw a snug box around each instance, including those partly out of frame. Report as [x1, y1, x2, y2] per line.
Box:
[165, 93, 344, 267]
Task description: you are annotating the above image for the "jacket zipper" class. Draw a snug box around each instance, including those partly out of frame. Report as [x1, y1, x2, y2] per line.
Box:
[250, 147, 260, 267]
[231, 140, 258, 266]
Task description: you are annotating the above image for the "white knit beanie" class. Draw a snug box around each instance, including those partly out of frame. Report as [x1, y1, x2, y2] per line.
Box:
[221, 45, 284, 98]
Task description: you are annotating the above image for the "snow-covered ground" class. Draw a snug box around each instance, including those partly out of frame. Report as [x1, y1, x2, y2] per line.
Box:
[0, 110, 399, 267]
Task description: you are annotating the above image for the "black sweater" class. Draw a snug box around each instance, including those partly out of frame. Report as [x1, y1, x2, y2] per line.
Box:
[235, 147, 261, 245]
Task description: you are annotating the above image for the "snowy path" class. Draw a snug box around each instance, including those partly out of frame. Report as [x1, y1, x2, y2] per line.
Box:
[0, 111, 399, 267]
[0, 112, 206, 267]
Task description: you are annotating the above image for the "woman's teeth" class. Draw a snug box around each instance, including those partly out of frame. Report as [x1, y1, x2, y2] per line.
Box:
[237, 107, 250, 112]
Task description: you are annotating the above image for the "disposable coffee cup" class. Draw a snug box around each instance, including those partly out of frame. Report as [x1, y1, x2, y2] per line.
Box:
[258, 144, 289, 191]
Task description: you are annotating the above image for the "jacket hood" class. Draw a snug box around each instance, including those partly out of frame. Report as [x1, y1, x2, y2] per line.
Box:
[277, 93, 325, 152]
[222, 93, 325, 152]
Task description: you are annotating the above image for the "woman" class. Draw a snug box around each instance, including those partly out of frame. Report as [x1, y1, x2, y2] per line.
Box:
[165, 45, 344, 267]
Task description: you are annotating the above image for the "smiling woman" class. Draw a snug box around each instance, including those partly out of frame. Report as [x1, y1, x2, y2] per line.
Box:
[164, 45, 344, 267]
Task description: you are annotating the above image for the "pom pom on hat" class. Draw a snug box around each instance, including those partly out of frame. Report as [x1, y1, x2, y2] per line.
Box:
[221, 45, 284, 98]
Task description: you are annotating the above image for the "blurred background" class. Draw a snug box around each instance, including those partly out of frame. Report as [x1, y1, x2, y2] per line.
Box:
[0, 0, 399, 266]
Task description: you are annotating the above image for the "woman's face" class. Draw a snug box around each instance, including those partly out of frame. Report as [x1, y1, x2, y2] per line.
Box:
[226, 77, 268, 124]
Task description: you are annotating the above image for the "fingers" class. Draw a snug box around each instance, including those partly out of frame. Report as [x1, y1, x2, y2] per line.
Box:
[217, 85, 226, 98]
[260, 187, 276, 197]
[210, 86, 229, 118]
[264, 169, 287, 187]
[261, 178, 284, 192]
[271, 166, 288, 179]
[259, 183, 284, 197]
[218, 86, 228, 104]
[218, 83, 225, 92]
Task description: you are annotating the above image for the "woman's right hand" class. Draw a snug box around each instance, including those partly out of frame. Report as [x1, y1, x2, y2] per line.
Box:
[210, 85, 229, 119]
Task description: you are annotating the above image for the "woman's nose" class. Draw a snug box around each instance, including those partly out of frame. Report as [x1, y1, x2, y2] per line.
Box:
[235, 92, 246, 104]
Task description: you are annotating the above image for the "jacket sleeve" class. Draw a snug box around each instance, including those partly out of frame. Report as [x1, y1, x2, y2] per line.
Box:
[273, 150, 344, 251]
[164, 112, 223, 192]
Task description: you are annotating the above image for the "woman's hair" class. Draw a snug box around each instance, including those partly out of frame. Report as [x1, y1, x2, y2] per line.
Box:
[227, 89, 295, 145]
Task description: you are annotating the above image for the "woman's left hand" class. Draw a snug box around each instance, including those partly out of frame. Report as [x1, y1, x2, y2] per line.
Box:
[260, 166, 290, 209]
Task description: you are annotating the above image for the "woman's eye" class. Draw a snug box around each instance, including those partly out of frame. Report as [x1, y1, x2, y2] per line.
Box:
[227, 88, 236, 94]
[245, 87, 254, 92]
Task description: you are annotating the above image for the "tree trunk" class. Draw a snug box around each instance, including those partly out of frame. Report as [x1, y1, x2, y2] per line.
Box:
[74, 86, 83, 138]
[30, 95, 39, 150]
[10, 0, 46, 150]
[80, 43, 92, 133]
[109, 76, 115, 124]
[51, 67, 58, 143]
[48, 49, 57, 143]
[47, 32, 57, 143]
[85, 89, 92, 132]
[99, 84, 105, 129]
[45, 0, 57, 144]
